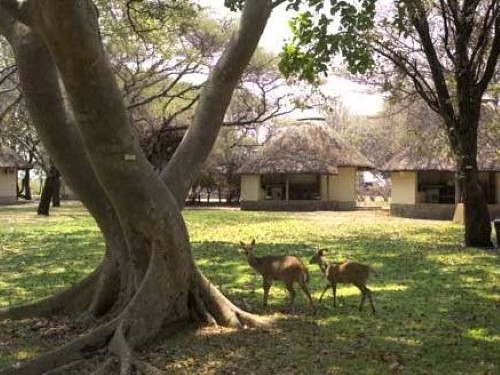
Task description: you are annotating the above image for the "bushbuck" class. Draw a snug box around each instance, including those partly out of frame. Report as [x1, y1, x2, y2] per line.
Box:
[310, 249, 376, 313]
[239, 239, 314, 311]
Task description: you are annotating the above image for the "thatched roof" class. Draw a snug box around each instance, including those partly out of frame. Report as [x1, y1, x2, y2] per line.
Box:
[238, 121, 374, 175]
[0, 146, 30, 169]
[382, 143, 500, 172]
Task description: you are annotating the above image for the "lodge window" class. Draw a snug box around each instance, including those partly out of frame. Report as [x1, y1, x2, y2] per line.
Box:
[479, 172, 497, 204]
[417, 171, 455, 203]
[262, 174, 321, 201]
[262, 174, 286, 200]
[417, 171, 497, 204]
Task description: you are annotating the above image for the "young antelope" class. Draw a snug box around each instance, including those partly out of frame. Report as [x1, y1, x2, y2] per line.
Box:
[239, 239, 314, 311]
[310, 249, 376, 313]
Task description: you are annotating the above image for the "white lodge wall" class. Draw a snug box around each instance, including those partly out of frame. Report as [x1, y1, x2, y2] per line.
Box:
[240, 175, 262, 201]
[391, 171, 417, 204]
[330, 167, 356, 202]
[0, 169, 17, 203]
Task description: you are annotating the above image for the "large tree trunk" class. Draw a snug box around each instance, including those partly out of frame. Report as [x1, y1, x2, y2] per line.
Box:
[454, 117, 492, 248]
[452, 61, 493, 247]
[0, 1, 272, 373]
[461, 166, 492, 247]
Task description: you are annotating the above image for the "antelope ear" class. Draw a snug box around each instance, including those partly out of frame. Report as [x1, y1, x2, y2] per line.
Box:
[239, 241, 246, 248]
[251, 239, 256, 246]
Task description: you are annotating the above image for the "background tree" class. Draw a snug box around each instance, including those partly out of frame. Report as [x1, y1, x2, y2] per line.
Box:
[0, 50, 44, 200]
[36, 163, 60, 215]
[281, 0, 500, 247]
[0, 0, 297, 211]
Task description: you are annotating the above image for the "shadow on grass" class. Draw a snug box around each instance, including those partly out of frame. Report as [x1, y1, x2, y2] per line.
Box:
[167, 236, 500, 374]
[1, 226, 498, 373]
[0, 229, 104, 308]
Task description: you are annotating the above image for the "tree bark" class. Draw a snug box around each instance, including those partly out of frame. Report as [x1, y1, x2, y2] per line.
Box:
[454, 172, 462, 204]
[51, 167, 60, 207]
[454, 115, 492, 248]
[21, 168, 31, 200]
[37, 164, 60, 215]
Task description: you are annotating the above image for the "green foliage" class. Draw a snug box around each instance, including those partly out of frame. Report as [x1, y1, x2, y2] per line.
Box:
[224, 0, 245, 11]
[1, 205, 499, 373]
[279, 0, 377, 82]
[223, 0, 377, 82]
[392, 0, 413, 37]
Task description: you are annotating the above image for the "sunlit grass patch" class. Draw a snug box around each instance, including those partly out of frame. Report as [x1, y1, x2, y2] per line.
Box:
[0, 204, 499, 374]
[0, 204, 104, 308]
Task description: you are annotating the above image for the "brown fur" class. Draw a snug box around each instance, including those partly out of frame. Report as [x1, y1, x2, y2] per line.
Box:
[239, 239, 314, 310]
[310, 249, 376, 313]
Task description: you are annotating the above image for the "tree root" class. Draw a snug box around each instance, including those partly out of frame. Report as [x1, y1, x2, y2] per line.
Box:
[88, 254, 122, 317]
[0, 243, 188, 374]
[43, 358, 101, 375]
[189, 284, 218, 327]
[194, 267, 271, 329]
[109, 322, 135, 375]
[103, 322, 163, 375]
[0, 260, 268, 374]
[0, 280, 269, 374]
[92, 358, 116, 375]
[0, 320, 116, 375]
[94, 357, 163, 375]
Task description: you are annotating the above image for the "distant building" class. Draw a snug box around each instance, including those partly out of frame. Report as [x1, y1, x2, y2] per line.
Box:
[0, 146, 30, 204]
[237, 121, 374, 211]
[382, 145, 500, 220]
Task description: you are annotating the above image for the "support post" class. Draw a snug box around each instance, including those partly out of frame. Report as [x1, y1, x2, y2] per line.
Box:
[285, 176, 289, 201]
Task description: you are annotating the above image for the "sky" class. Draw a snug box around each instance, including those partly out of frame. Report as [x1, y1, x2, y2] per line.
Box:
[195, 0, 384, 116]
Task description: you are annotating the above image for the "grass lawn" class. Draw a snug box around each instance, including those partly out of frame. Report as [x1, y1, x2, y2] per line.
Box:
[0, 203, 499, 374]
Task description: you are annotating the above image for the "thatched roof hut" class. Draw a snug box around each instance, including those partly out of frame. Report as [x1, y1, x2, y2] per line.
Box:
[238, 121, 374, 175]
[382, 142, 500, 172]
[0, 146, 30, 169]
[383, 140, 500, 220]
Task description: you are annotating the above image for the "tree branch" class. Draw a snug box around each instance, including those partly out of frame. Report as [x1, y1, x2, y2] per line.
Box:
[160, 0, 273, 206]
[478, 8, 500, 95]
[407, 0, 456, 123]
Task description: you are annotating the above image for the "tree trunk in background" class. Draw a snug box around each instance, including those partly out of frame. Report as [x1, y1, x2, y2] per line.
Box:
[37, 164, 60, 215]
[22, 169, 32, 200]
[455, 123, 492, 247]
[462, 166, 492, 247]
[51, 169, 60, 207]
[454, 172, 462, 204]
